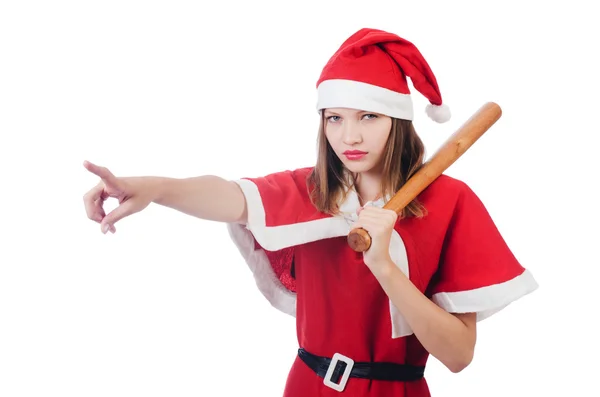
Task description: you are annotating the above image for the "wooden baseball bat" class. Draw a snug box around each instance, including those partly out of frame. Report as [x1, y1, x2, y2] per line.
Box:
[347, 101, 503, 252]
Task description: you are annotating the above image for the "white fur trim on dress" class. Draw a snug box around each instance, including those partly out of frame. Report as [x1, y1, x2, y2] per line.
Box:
[227, 223, 297, 316]
[230, 179, 350, 251]
[431, 269, 539, 320]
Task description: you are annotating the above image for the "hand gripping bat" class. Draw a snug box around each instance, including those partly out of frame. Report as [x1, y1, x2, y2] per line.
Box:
[347, 102, 503, 252]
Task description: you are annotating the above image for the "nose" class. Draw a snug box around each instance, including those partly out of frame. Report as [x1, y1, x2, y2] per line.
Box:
[341, 120, 362, 145]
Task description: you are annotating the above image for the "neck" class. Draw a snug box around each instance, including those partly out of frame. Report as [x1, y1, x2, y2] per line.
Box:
[353, 171, 382, 206]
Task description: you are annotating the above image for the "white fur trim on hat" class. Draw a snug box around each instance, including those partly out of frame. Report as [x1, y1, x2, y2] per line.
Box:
[317, 79, 414, 120]
[425, 103, 451, 123]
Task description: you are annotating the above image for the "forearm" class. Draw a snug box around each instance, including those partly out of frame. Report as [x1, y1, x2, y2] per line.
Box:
[371, 260, 475, 373]
[150, 175, 247, 223]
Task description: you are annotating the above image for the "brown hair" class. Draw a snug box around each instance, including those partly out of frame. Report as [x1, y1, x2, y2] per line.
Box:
[307, 112, 427, 219]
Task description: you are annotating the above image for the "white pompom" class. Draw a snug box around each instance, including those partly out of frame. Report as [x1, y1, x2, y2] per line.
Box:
[425, 103, 451, 123]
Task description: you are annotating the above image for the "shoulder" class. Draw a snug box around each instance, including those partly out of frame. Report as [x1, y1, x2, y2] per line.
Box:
[244, 166, 314, 183]
[241, 166, 315, 194]
[236, 166, 326, 229]
[237, 167, 317, 209]
[423, 174, 471, 196]
[419, 174, 477, 210]
[287, 166, 315, 186]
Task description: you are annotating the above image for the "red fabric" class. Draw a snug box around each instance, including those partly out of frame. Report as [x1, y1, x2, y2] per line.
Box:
[428, 183, 526, 294]
[317, 27, 444, 106]
[240, 169, 527, 396]
[245, 167, 328, 228]
[255, 240, 297, 292]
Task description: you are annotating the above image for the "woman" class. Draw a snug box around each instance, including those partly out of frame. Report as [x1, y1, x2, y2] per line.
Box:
[83, 28, 538, 396]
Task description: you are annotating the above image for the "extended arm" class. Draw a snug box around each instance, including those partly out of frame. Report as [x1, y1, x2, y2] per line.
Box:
[151, 175, 247, 224]
[83, 160, 249, 234]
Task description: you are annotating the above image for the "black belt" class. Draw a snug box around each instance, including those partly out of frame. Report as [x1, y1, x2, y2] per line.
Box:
[298, 348, 424, 391]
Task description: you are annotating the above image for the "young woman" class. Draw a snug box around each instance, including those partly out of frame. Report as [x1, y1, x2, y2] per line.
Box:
[83, 28, 538, 396]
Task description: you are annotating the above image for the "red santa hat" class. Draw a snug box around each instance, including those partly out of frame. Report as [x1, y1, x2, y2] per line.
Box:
[316, 28, 451, 123]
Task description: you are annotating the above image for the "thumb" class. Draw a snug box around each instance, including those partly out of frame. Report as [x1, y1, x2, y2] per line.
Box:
[356, 201, 374, 216]
[100, 201, 134, 233]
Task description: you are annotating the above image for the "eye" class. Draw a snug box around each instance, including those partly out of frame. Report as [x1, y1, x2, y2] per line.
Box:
[326, 115, 341, 122]
[362, 114, 378, 120]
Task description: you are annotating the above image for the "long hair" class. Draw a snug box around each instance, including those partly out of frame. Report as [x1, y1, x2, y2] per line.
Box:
[307, 112, 427, 219]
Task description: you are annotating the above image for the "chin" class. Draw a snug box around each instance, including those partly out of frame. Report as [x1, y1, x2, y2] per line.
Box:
[341, 161, 376, 174]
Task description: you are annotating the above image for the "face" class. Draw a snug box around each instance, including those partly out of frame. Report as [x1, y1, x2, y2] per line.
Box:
[323, 108, 392, 174]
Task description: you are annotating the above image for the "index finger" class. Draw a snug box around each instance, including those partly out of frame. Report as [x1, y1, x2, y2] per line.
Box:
[83, 160, 118, 185]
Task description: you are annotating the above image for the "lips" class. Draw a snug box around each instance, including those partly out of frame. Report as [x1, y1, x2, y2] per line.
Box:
[343, 150, 367, 155]
[343, 150, 367, 160]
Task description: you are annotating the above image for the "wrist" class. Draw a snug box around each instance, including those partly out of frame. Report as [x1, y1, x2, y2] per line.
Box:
[368, 257, 396, 280]
[144, 176, 168, 203]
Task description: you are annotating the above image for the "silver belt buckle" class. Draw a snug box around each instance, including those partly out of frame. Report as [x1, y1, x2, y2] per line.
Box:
[323, 352, 355, 392]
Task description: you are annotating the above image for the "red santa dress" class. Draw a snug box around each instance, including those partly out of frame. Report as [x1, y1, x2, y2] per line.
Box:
[226, 167, 538, 397]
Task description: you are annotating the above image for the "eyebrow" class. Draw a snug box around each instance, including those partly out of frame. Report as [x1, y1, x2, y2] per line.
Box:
[324, 110, 375, 117]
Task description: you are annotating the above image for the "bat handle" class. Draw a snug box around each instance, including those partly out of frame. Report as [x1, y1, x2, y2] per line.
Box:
[347, 227, 372, 252]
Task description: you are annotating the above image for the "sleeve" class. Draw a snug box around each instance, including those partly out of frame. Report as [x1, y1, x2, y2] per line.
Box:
[429, 182, 539, 321]
[225, 169, 314, 317]
[230, 169, 311, 251]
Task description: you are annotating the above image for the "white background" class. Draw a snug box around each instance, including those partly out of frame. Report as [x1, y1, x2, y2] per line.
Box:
[1, 0, 598, 396]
